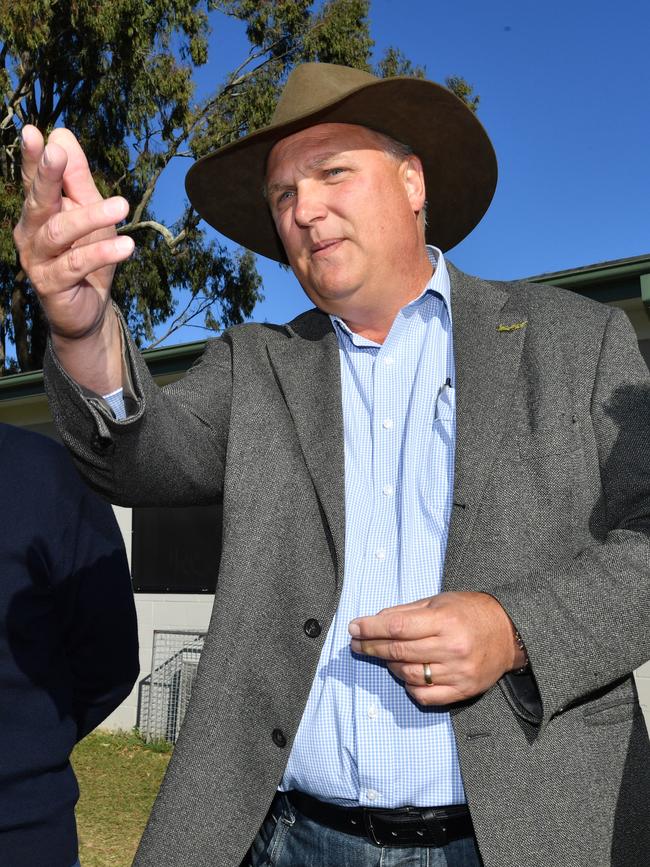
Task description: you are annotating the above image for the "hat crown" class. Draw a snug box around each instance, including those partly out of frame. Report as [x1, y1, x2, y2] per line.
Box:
[272, 63, 379, 125]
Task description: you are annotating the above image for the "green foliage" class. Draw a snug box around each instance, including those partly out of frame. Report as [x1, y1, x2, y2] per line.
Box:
[1, 0, 477, 372]
[445, 75, 480, 112]
[375, 46, 425, 79]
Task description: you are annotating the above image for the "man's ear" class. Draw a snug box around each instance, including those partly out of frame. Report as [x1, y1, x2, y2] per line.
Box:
[401, 154, 426, 215]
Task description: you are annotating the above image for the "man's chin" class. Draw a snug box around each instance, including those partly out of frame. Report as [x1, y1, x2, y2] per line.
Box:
[301, 281, 361, 313]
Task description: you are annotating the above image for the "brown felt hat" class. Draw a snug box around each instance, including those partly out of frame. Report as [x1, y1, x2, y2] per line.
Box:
[185, 63, 497, 263]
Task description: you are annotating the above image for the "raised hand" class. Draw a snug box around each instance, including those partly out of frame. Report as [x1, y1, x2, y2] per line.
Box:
[348, 591, 526, 706]
[13, 126, 133, 391]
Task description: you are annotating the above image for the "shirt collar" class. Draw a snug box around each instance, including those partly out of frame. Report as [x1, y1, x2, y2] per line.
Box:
[330, 246, 451, 347]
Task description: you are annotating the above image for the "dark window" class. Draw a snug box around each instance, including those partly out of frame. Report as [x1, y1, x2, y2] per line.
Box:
[132, 504, 222, 593]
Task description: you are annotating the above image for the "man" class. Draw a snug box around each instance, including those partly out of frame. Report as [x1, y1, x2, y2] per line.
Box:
[13, 63, 650, 866]
[0, 422, 139, 867]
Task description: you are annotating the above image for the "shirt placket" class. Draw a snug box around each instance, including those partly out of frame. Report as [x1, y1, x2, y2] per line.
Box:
[354, 317, 408, 807]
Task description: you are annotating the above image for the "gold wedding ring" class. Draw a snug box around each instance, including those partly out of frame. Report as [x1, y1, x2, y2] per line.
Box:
[423, 663, 433, 685]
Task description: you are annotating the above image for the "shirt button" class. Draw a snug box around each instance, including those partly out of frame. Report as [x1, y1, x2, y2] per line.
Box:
[272, 728, 287, 748]
[383, 356, 394, 366]
[303, 618, 321, 638]
[375, 548, 386, 561]
[367, 789, 378, 802]
[382, 418, 394, 430]
[382, 484, 394, 497]
[368, 705, 378, 719]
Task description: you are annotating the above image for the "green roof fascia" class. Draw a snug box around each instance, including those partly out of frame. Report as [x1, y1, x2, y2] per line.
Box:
[141, 338, 207, 376]
[0, 368, 45, 401]
[527, 255, 650, 304]
[641, 274, 650, 310]
[0, 338, 208, 402]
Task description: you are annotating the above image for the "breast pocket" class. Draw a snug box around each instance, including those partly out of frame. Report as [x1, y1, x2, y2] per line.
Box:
[434, 383, 454, 421]
[513, 410, 587, 543]
[516, 410, 583, 460]
[432, 384, 454, 446]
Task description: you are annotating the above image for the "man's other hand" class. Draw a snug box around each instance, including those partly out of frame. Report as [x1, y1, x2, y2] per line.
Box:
[348, 591, 527, 706]
[13, 125, 133, 342]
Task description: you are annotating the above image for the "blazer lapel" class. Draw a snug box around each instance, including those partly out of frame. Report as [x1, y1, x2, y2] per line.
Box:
[267, 311, 346, 588]
[444, 264, 528, 587]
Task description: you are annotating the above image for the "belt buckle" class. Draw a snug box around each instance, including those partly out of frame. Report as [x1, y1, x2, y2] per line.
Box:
[363, 809, 383, 846]
[363, 808, 447, 848]
[421, 809, 448, 847]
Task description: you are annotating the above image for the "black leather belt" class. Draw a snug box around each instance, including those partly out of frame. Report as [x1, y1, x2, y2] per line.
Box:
[286, 790, 474, 848]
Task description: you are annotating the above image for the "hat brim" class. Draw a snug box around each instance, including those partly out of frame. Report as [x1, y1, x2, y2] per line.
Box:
[185, 76, 497, 263]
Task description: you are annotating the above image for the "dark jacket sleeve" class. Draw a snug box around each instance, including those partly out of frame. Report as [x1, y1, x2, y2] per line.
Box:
[58, 478, 139, 741]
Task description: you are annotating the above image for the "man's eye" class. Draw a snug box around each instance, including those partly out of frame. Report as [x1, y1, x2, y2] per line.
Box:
[327, 167, 346, 176]
[277, 190, 295, 204]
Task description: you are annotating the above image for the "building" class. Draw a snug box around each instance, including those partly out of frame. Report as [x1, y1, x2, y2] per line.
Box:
[1, 253, 649, 735]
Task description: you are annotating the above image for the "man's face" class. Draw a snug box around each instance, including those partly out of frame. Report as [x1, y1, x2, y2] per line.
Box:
[265, 123, 426, 322]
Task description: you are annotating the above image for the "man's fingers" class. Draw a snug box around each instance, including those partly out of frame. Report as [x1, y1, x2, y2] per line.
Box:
[19, 126, 102, 228]
[34, 235, 134, 297]
[19, 124, 45, 195]
[19, 140, 70, 234]
[349, 605, 440, 642]
[404, 683, 465, 707]
[350, 635, 443, 663]
[34, 197, 130, 260]
[388, 660, 445, 686]
[49, 127, 103, 206]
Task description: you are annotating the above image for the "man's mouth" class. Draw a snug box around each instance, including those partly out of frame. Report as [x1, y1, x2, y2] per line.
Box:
[311, 239, 343, 256]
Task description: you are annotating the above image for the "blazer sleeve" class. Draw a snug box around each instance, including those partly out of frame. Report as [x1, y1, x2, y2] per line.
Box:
[492, 306, 650, 728]
[43, 306, 234, 507]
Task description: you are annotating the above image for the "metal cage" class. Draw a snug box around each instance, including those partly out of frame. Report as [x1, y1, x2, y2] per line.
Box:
[137, 629, 206, 744]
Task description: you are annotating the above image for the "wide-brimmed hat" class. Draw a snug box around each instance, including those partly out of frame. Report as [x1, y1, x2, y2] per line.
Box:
[185, 62, 497, 263]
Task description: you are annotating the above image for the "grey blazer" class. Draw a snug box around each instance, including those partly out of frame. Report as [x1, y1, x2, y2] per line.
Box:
[44, 265, 650, 867]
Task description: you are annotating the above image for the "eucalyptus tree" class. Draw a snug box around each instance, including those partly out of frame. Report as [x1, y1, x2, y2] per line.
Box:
[1, 0, 476, 372]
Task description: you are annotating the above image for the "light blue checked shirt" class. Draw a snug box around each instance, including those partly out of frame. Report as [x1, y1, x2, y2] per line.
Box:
[280, 246, 465, 808]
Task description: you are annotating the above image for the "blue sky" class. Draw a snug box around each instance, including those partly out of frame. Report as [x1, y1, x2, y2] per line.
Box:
[153, 0, 649, 342]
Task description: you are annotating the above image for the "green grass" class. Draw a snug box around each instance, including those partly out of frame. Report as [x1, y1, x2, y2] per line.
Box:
[71, 730, 172, 867]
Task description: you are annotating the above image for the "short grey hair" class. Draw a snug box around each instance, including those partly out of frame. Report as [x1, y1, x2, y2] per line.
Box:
[372, 130, 414, 163]
[373, 130, 428, 229]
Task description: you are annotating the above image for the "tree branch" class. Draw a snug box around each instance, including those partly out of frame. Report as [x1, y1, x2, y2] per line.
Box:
[129, 157, 174, 224]
[118, 220, 187, 250]
[225, 41, 280, 87]
[0, 67, 33, 130]
[50, 78, 80, 126]
[144, 293, 215, 350]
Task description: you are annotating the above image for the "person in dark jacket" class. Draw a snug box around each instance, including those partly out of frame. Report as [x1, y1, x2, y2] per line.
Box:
[0, 422, 139, 867]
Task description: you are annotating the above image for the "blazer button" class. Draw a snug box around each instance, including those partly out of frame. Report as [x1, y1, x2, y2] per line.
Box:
[90, 432, 114, 455]
[303, 618, 322, 638]
[272, 728, 287, 748]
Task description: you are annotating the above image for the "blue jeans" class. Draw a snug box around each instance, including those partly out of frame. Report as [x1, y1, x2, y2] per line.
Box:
[246, 794, 483, 867]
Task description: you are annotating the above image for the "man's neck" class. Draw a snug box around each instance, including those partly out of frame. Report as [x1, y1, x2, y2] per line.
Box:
[338, 257, 435, 344]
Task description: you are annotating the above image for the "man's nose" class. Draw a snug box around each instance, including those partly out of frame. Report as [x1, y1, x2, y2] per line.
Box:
[293, 182, 327, 226]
